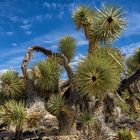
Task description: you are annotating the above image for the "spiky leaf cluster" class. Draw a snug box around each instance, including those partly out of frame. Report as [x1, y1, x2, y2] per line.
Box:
[74, 47, 122, 98]
[72, 5, 94, 38]
[0, 70, 24, 98]
[59, 36, 76, 62]
[33, 59, 60, 92]
[126, 48, 140, 72]
[90, 5, 126, 41]
[94, 47, 125, 74]
[0, 100, 27, 127]
[47, 95, 66, 117]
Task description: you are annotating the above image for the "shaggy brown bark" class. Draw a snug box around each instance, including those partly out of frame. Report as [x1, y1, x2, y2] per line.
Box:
[59, 80, 69, 91]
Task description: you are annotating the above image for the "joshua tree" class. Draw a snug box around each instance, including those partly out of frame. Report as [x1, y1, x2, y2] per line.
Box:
[19, 4, 128, 135]
[1, 3, 140, 138]
[21, 37, 77, 134]
[72, 5, 126, 53]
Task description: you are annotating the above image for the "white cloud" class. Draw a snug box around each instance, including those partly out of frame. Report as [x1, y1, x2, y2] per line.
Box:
[22, 19, 29, 24]
[43, 2, 60, 9]
[70, 53, 85, 69]
[124, 12, 140, 37]
[6, 32, 13, 35]
[78, 40, 88, 46]
[25, 31, 32, 35]
[6, 56, 24, 65]
[0, 29, 88, 74]
[9, 16, 18, 22]
[121, 42, 140, 56]
[0, 69, 8, 74]
[12, 43, 17, 47]
[20, 24, 31, 30]
[58, 11, 64, 19]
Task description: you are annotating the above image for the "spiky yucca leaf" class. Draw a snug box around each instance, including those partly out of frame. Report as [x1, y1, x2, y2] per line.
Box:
[47, 95, 70, 117]
[33, 59, 60, 92]
[78, 111, 95, 129]
[126, 48, 140, 72]
[72, 5, 94, 38]
[90, 5, 126, 41]
[59, 36, 76, 62]
[74, 48, 121, 98]
[0, 100, 27, 127]
[0, 70, 24, 98]
[94, 47, 125, 74]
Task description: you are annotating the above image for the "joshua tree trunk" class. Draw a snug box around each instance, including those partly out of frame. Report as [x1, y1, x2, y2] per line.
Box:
[88, 39, 98, 53]
[15, 125, 23, 140]
[58, 111, 76, 135]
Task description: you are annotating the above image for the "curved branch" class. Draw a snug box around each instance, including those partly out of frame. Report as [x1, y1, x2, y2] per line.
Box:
[21, 46, 73, 87]
[59, 80, 70, 90]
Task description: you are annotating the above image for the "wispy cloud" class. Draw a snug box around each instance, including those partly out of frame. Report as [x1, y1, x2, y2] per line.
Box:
[0, 69, 8, 74]
[0, 28, 87, 73]
[20, 24, 31, 30]
[121, 42, 140, 56]
[43, 1, 76, 12]
[43, 2, 60, 9]
[124, 12, 140, 37]
[25, 31, 32, 35]
[6, 32, 13, 36]
[12, 43, 17, 47]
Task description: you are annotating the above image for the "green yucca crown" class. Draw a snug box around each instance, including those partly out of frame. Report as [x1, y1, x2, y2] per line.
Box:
[78, 111, 95, 129]
[74, 47, 122, 99]
[33, 59, 60, 92]
[90, 5, 126, 41]
[72, 5, 94, 30]
[59, 36, 76, 62]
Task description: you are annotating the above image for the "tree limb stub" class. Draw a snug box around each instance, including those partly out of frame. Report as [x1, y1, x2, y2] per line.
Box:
[117, 69, 140, 95]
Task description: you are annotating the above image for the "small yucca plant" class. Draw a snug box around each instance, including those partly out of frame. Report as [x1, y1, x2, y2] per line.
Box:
[78, 111, 95, 129]
[74, 48, 121, 99]
[0, 100, 27, 139]
[118, 128, 139, 140]
[90, 5, 126, 41]
[0, 70, 24, 98]
[0, 100, 27, 126]
[59, 36, 76, 63]
[32, 59, 60, 93]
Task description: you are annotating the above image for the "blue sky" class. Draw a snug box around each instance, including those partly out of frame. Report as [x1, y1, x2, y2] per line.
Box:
[0, 0, 140, 74]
